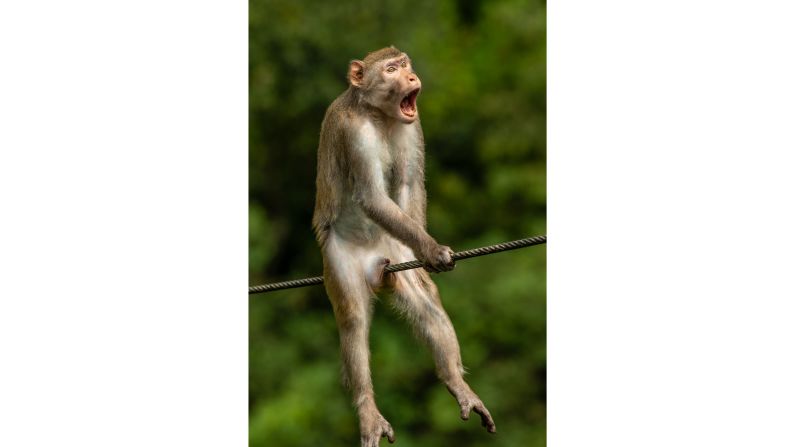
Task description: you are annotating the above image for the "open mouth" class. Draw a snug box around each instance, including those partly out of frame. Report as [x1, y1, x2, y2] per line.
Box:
[399, 88, 420, 118]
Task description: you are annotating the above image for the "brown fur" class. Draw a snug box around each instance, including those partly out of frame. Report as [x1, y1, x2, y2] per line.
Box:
[312, 47, 496, 446]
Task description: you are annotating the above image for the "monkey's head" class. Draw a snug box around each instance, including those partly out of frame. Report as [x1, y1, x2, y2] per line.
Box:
[348, 47, 422, 124]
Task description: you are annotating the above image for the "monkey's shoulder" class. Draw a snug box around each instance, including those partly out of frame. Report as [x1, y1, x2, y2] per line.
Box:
[320, 102, 367, 141]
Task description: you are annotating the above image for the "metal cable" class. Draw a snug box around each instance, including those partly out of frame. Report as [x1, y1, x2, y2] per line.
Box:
[249, 235, 546, 295]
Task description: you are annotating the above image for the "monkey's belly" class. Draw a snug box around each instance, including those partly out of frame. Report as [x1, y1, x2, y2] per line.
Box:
[324, 217, 417, 293]
[332, 208, 382, 244]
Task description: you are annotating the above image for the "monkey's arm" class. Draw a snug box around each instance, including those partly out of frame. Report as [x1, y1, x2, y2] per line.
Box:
[367, 197, 431, 246]
[407, 177, 428, 228]
[348, 146, 452, 271]
[356, 179, 433, 253]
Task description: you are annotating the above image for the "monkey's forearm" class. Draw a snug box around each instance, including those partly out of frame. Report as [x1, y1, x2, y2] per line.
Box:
[360, 194, 435, 251]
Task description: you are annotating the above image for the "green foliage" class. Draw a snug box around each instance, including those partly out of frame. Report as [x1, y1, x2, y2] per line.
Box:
[250, 0, 546, 445]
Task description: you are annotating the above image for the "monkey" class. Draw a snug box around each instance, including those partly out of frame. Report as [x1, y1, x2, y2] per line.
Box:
[312, 46, 496, 446]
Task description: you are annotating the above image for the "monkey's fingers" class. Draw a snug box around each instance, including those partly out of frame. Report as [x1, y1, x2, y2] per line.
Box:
[436, 259, 455, 272]
[425, 257, 454, 273]
[423, 262, 441, 273]
[445, 246, 455, 259]
[440, 246, 456, 271]
[384, 426, 395, 443]
[443, 258, 456, 271]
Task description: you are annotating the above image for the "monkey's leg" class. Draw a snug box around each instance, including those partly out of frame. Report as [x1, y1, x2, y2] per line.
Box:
[323, 243, 395, 447]
[390, 270, 497, 434]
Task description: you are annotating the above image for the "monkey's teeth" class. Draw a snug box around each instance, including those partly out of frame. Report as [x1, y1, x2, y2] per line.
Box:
[400, 91, 418, 117]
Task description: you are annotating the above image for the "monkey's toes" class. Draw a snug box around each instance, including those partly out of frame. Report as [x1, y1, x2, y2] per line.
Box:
[360, 413, 395, 446]
[460, 399, 496, 434]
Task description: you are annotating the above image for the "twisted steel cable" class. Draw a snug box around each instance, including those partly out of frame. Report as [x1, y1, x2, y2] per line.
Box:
[249, 235, 546, 295]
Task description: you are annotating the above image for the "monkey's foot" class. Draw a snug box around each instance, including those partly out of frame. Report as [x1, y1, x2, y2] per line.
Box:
[359, 404, 395, 447]
[448, 385, 497, 433]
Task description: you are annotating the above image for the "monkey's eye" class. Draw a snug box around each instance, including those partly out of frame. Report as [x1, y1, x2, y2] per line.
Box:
[386, 66, 397, 73]
[401, 61, 407, 68]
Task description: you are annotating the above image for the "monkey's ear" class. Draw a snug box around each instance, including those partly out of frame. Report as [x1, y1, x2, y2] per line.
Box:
[348, 60, 365, 87]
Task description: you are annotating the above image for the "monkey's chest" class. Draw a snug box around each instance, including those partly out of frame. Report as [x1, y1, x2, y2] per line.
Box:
[386, 169, 411, 210]
[360, 121, 421, 210]
[379, 147, 414, 209]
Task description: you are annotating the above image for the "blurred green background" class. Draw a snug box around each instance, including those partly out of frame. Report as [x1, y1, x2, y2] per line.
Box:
[250, 0, 546, 445]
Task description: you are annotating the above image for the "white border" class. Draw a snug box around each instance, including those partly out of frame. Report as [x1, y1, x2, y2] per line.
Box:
[0, 1, 248, 445]
[549, 1, 795, 446]
[2, 0, 795, 445]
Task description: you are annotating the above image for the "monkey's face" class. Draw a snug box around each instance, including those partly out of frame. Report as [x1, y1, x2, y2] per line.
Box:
[366, 55, 422, 124]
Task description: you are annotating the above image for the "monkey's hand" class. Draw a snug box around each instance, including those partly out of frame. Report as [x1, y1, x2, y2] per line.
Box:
[419, 242, 455, 273]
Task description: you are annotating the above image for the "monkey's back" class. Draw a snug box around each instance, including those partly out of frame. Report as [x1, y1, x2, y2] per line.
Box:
[312, 90, 362, 247]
